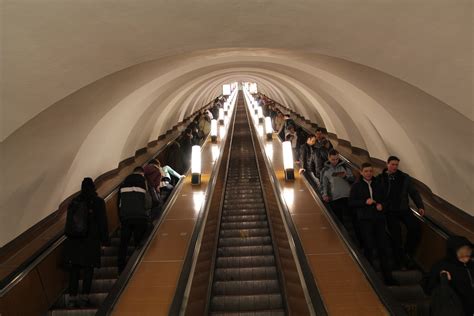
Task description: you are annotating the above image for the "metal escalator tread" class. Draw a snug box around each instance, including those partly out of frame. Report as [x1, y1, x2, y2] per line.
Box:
[209, 98, 285, 314]
[339, 212, 429, 314]
[48, 234, 121, 315]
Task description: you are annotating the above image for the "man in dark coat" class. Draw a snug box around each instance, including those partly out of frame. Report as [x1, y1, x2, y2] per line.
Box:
[179, 128, 194, 170]
[299, 134, 319, 186]
[117, 167, 151, 272]
[427, 236, 473, 316]
[64, 177, 109, 307]
[349, 163, 396, 285]
[376, 155, 425, 269]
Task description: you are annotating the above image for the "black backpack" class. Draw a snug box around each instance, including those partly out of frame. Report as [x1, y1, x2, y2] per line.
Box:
[65, 197, 91, 238]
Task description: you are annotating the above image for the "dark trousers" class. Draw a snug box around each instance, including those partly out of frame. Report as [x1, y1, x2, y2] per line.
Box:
[68, 264, 94, 296]
[386, 211, 421, 262]
[359, 219, 393, 281]
[118, 219, 148, 272]
[329, 198, 349, 223]
[330, 198, 362, 244]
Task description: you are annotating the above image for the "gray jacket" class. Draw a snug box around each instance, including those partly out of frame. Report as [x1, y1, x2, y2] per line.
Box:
[320, 160, 355, 201]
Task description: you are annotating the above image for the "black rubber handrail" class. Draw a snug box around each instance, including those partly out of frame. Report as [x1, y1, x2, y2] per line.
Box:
[0, 98, 219, 297]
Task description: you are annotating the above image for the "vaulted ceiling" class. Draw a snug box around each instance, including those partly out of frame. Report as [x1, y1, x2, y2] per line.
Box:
[1, 0, 472, 245]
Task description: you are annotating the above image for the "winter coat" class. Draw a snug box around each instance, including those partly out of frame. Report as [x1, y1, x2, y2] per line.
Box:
[64, 194, 109, 267]
[118, 173, 151, 221]
[427, 236, 474, 316]
[320, 160, 355, 201]
[300, 143, 317, 173]
[315, 146, 329, 175]
[198, 116, 211, 136]
[349, 178, 386, 221]
[144, 164, 161, 190]
[376, 169, 424, 213]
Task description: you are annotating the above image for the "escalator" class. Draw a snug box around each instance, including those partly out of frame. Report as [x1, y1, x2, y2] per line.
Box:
[48, 232, 123, 315]
[208, 96, 286, 315]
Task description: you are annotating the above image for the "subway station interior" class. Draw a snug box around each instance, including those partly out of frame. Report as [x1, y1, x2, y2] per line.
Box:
[1, 1, 473, 315]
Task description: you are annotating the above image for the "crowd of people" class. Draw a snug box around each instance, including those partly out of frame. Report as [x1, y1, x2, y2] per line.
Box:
[260, 94, 473, 315]
[61, 96, 227, 308]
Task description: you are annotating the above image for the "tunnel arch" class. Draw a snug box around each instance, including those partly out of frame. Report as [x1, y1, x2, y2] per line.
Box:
[1, 49, 472, 246]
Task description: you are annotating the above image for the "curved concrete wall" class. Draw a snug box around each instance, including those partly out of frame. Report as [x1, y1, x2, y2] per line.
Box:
[1, 0, 472, 246]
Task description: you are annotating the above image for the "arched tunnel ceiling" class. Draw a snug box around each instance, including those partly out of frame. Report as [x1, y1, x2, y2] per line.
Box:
[2, 0, 473, 140]
[0, 0, 473, 245]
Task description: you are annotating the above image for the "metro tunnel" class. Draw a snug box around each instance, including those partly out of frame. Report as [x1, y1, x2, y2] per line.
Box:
[0, 1, 473, 315]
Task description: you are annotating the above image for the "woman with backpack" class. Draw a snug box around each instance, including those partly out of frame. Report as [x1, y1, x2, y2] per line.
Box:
[63, 177, 109, 307]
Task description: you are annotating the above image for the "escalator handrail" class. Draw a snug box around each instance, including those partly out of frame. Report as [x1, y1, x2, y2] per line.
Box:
[0, 100, 218, 297]
[245, 97, 328, 316]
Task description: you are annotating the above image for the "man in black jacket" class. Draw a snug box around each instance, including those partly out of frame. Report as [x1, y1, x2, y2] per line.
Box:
[117, 166, 152, 273]
[349, 163, 396, 285]
[299, 134, 319, 186]
[376, 156, 425, 269]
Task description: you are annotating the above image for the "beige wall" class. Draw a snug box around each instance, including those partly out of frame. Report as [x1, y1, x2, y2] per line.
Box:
[1, 0, 472, 246]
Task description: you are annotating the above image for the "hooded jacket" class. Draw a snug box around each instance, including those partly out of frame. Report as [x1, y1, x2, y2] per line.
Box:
[320, 160, 355, 201]
[427, 236, 474, 315]
[376, 169, 424, 213]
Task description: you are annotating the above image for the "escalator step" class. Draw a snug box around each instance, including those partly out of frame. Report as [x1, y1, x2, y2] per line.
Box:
[78, 279, 116, 293]
[221, 215, 268, 223]
[214, 266, 278, 281]
[213, 279, 280, 295]
[219, 236, 272, 247]
[221, 221, 268, 230]
[216, 256, 275, 268]
[222, 209, 266, 216]
[220, 228, 270, 238]
[49, 308, 97, 316]
[93, 266, 119, 279]
[392, 270, 423, 285]
[224, 203, 265, 210]
[218, 245, 274, 257]
[387, 284, 427, 302]
[210, 293, 283, 312]
[211, 311, 285, 316]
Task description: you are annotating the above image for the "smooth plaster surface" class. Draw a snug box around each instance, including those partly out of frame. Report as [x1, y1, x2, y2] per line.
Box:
[0, 0, 472, 246]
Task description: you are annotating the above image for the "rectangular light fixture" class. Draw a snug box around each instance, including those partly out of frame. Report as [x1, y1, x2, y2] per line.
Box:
[210, 119, 217, 143]
[191, 145, 201, 185]
[282, 141, 295, 180]
[264, 116, 273, 140]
